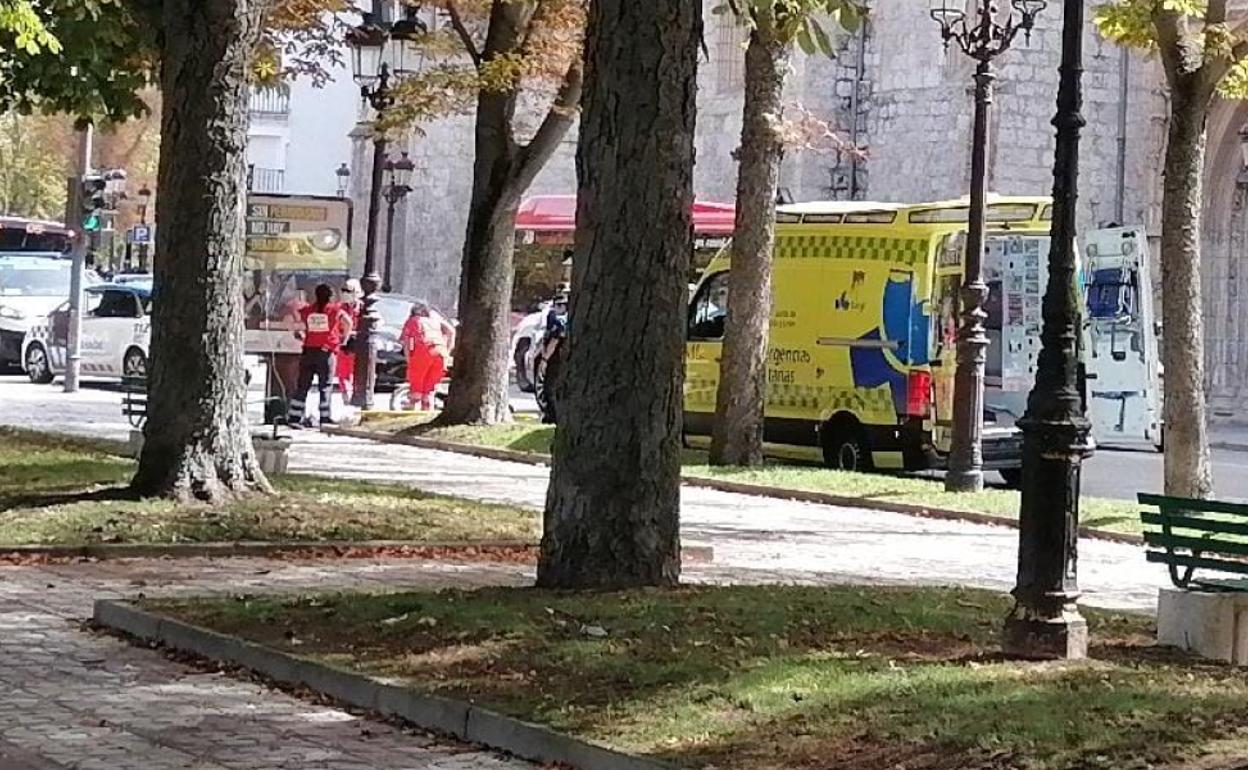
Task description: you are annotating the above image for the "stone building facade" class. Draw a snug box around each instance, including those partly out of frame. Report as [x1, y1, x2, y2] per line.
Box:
[348, 0, 1248, 421]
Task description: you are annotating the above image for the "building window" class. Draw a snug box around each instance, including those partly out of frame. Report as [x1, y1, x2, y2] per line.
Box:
[714, 15, 745, 95]
[248, 166, 285, 193]
[249, 86, 290, 121]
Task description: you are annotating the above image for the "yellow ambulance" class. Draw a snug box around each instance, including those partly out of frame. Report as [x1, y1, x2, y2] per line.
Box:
[684, 195, 1061, 485]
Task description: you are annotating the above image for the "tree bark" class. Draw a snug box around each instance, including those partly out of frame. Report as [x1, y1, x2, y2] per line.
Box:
[710, 20, 791, 467]
[438, 2, 582, 426]
[1159, 85, 1214, 499]
[537, 0, 699, 589]
[131, 0, 270, 503]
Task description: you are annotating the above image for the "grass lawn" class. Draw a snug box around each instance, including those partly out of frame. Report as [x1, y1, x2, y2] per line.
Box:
[359, 417, 1141, 535]
[0, 427, 537, 546]
[154, 584, 1248, 770]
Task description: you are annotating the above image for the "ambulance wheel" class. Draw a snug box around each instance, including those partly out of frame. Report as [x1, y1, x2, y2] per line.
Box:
[24, 343, 53, 384]
[822, 416, 873, 473]
[999, 467, 1023, 489]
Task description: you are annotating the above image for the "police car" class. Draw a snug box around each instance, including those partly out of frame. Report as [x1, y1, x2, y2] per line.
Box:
[22, 282, 151, 384]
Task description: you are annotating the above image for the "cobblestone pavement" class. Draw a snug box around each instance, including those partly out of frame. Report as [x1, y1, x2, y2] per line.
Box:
[0, 556, 536, 769]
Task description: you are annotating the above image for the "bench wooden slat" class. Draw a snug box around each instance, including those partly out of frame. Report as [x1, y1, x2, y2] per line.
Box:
[1139, 492, 1248, 518]
[1140, 511, 1248, 538]
[1145, 531, 1248, 558]
[1145, 551, 1248, 577]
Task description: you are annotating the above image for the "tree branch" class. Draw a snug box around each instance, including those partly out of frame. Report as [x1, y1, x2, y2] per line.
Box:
[506, 59, 583, 203]
[446, 0, 483, 68]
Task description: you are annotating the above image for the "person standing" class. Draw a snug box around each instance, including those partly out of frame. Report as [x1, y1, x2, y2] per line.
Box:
[335, 279, 362, 403]
[399, 301, 455, 411]
[287, 283, 351, 428]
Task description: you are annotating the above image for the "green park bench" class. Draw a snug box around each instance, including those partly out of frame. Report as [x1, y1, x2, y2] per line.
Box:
[121, 375, 147, 429]
[1140, 492, 1248, 592]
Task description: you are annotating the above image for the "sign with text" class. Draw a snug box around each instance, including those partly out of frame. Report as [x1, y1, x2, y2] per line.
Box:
[243, 194, 352, 354]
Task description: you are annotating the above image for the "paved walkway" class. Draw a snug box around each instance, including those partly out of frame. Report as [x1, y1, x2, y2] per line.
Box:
[0, 556, 535, 769]
[0, 377, 1167, 610]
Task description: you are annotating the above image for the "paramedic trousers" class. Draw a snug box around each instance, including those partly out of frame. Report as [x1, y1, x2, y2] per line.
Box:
[406, 346, 446, 408]
[288, 348, 333, 425]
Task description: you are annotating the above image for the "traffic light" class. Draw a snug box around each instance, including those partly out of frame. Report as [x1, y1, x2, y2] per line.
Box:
[80, 174, 105, 232]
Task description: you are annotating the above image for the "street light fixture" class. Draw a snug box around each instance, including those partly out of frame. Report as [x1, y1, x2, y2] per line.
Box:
[1003, 0, 1091, 660]
[929, 0, 1046, 493]
[382, 151, 415, 293]
[335, 163, 351, 199]
[346, 3, 426, 411]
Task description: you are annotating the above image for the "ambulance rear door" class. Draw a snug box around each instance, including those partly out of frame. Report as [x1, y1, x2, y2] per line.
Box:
[1084, 226, 1161, 448]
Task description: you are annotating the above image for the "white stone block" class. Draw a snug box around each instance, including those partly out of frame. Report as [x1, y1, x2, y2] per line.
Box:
[1157, 588, 1248, 664]
[127, 429, 144, 459]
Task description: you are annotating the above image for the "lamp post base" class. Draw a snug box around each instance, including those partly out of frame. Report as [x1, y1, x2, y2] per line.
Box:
[1003, 606, 1088, 660]
[944, 468, 984, 493]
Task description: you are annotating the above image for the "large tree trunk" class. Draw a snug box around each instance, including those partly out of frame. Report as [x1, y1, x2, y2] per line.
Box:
[131, 0, 269, 503]
[1159, 86, 1213, 499]
[710, 21, 791, 467]
[438, 86, 521, 426]
[537, 0, 699, 589]
[438, 1, 581, 426]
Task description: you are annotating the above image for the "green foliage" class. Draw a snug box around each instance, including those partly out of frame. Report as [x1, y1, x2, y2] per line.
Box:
[1094, 0, 1248, 96]
[0, 0, 59, 55]
[714, 0, 864, 57]
[0, 111, 72, 218]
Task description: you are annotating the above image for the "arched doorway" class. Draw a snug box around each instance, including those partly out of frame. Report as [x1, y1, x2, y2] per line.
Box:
[1202, 100, 1248, 419]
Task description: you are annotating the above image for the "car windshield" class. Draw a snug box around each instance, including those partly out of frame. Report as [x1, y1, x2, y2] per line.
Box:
[375, 297, 425, 331]
[0, 258, 72, 297]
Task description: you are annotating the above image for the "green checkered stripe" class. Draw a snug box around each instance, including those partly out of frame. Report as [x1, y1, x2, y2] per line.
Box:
[687, 376, 895, 419]
[685, 376, 718, 407]
[766, 383, 894, 417]
[775, 235, 928, 265]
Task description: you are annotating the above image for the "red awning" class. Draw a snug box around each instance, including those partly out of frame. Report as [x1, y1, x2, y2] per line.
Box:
[515, 194, 736, 237]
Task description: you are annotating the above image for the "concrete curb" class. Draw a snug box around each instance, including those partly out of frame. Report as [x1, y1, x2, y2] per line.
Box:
[326, 426, 1146, 548]
[0, 540, 537, 561]
[326, 426, 550, 467]
[94, 600, 677, 770]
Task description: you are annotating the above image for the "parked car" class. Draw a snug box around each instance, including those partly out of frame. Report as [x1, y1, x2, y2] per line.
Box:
[22, 282, 151, 383]
[370, 293, 456, 393]
[511, 293, 567, 393]
[0, 253, 101, 368]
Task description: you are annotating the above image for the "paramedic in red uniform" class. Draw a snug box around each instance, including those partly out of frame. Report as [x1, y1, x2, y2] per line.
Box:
[287, 283, 351, 428]
[335, 279, 362, 402]
[399, 301, 455, 411]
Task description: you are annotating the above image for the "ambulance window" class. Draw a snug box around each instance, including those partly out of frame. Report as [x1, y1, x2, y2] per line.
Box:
[1087, 268, 1137, 320]
[689, 271, 730, 340]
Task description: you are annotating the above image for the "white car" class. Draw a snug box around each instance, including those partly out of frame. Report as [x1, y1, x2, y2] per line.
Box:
[22, 282, 151, 383]
[510, 304, 549, 393]
[0, 253, 100, 368]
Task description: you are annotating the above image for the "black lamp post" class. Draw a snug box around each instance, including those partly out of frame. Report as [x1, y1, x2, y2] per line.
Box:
[1004, 0, 1091, 660]
[346, 5, 425, 410]
[381, 151, 414, 293]
[930, 0, 1046, 493]
[335, 163, 351, 199]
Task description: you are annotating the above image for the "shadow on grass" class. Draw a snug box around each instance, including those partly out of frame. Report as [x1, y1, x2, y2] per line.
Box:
[160, 585, 1248, 770]
[0, 484, 139, 513]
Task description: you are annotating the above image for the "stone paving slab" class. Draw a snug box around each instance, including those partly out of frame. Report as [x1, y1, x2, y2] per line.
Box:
[0, 557, 535, 769]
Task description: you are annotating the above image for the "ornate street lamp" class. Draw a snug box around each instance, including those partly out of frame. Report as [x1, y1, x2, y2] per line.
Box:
[1003, 0, 1091, 660]
[346, 3, 426, 411]
[930, 0, 1046, 493]
[335, 163, 351, 199]
[381, 151, 414, 293]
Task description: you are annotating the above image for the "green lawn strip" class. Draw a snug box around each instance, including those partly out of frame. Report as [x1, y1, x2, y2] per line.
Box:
[0, 428, 537, 546]
[374, 421, 1141, 535]
[152, 584, 1248, 770]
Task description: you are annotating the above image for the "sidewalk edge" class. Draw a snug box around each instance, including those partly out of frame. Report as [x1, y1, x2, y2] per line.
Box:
[93, 599, 677, 770]
[325, 426, 1144, 548]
